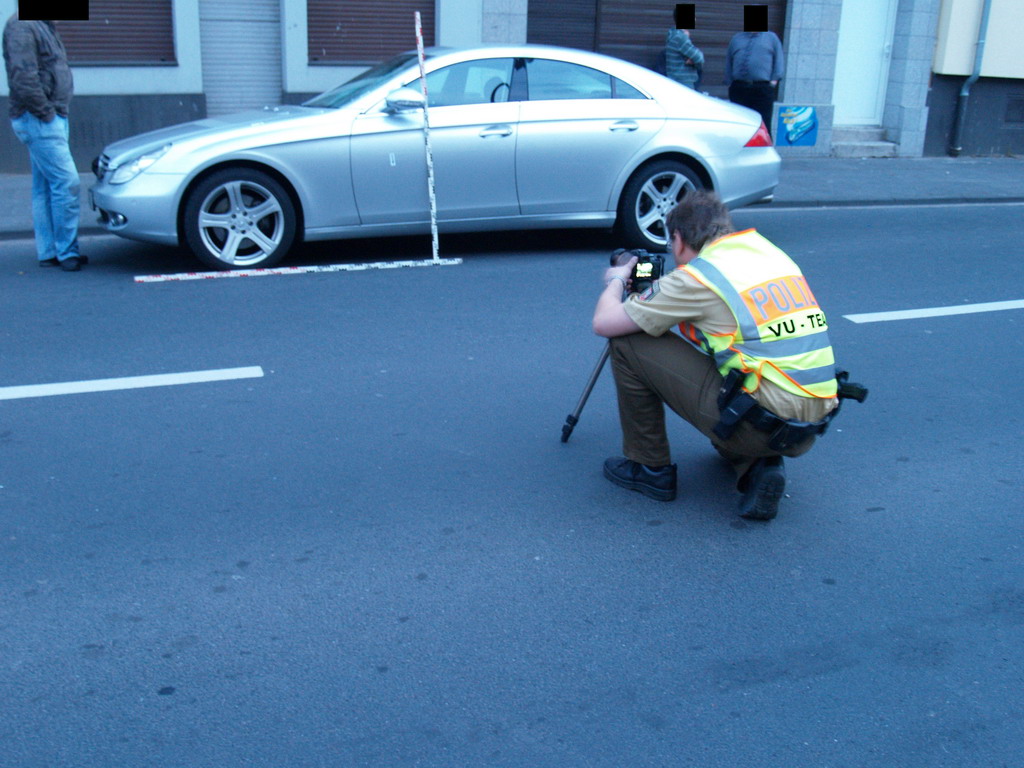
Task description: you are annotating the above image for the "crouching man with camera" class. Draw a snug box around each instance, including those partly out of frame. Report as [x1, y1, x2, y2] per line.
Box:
[592, 191, 840, 520]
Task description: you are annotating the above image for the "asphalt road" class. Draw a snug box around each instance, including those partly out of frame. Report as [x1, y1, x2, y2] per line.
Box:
[2, 202, 1022, 767]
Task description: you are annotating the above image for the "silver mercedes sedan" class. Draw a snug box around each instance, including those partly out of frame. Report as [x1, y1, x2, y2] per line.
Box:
[90, 45, 779, 270]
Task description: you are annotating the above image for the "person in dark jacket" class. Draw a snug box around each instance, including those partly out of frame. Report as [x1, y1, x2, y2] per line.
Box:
[3, 12, 85, 270]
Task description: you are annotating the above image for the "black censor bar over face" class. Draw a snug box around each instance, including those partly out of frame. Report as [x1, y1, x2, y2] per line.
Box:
[674, 3, 696, 30]
[675, 4, 769, 32]
[18, 0, 89, 21]
[744, 4, 769, 32]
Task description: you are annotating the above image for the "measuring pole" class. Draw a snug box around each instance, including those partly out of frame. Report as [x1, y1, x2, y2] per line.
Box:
[414, 11, 440, 264]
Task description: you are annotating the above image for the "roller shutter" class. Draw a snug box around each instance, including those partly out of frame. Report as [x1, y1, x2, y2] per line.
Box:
[307, 0, 435, 65]
[526, 0, 597, 51]
[528, 0, 786, 97]
[55, 0, 175, 65]
[199, 0, 282, 116]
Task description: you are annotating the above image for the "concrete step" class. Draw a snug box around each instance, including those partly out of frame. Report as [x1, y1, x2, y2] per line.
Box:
[831, 140, 898, 158]
[832, 126, 889, 143]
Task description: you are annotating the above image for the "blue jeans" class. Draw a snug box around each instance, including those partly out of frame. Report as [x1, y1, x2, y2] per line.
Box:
[10, 113, 81, 262]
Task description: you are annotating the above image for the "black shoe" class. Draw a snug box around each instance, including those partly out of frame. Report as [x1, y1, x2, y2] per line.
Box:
[603, 457, 677, 502]
[738, 457, 786, 520]
[59, 254, 88, 271]
[39, 257, 60, 267]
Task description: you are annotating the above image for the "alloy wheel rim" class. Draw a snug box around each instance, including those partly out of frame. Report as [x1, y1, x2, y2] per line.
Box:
[634, 171, 695, 246]
[198, 180, 285, 266]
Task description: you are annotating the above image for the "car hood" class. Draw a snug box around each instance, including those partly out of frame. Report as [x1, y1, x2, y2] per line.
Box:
[101, 106, 333, 165]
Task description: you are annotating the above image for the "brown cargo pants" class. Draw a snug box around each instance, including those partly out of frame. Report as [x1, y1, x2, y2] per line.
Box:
[609, 331, 815, 487]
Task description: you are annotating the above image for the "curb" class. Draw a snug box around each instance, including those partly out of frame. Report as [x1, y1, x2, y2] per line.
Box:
[763, 197, 1024, 209]
[0, 225, 107, 242]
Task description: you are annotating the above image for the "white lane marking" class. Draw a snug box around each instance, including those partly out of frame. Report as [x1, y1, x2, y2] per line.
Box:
[844, 300, 1024, 324]
[0, 366, 264, 401]
[135, 258, 463, 283]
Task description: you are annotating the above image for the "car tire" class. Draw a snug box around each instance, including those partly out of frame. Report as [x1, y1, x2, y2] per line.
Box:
[183, 167, 297, 270]
[617, 160, 704, 251]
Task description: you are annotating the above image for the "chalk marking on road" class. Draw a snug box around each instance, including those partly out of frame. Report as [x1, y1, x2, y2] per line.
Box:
[135, 258, 463, 283]
[0, 366, 264, 401]
[844, 299, 1024, 324]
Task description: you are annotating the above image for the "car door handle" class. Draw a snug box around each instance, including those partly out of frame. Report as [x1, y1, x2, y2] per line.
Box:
[479, 125, 513, 138]
[610, 120, 639, 132]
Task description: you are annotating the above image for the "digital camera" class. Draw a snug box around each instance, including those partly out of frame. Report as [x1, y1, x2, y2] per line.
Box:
[610, 248, 666, 295]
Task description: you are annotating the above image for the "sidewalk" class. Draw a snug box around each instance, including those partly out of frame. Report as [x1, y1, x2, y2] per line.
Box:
[0, 172, 98, 241]
[1, 155, 1022, 240]
[772, 156, 1024, 208]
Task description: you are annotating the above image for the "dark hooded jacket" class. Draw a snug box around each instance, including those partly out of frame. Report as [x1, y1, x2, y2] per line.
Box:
[3, 15, 73, 121]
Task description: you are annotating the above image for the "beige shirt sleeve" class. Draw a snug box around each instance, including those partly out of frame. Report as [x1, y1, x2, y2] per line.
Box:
[623, 267, 735, 337]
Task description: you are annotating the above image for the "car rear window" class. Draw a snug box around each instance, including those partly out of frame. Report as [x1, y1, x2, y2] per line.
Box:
[524, 59, 647, 101]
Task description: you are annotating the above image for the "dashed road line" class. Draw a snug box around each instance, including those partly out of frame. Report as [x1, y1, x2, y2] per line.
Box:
[0, 366, 264, 401]
[844, 299, 1024, 324]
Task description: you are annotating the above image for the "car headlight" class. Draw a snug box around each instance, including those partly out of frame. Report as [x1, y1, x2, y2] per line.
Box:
[108, 144, 172, 184]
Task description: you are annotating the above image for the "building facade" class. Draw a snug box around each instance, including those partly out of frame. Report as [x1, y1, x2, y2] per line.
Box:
[925, 0, 1024, 156]
[1, 0, 1020, 172]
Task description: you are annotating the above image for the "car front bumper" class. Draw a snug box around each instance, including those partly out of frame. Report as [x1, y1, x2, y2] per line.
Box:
[90, 172, 188, 247]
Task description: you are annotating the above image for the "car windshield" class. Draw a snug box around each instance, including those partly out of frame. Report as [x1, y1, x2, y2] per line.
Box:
[303, 53, 421, 109]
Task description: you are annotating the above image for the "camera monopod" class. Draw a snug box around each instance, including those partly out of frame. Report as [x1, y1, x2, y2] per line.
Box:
[561, 248, 664, 442]
[560, 341, 611, 442]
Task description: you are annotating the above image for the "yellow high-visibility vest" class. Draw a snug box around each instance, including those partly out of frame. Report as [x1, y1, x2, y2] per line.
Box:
[678, 229, 838, 399]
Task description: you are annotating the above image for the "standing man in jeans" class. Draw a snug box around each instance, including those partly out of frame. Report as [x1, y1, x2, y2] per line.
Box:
[3, 10, 86, 271]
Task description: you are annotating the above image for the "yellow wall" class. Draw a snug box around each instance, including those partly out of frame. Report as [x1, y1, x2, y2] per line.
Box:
[933, 0, 1024, 78]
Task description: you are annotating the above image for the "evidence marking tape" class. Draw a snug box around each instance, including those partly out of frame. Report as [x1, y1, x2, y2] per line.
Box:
[135, 258, 463, 283]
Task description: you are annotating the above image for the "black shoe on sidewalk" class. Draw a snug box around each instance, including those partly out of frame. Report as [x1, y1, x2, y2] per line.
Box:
[39, 257, 60, 267]
[738, 457, 786, 520]
[59, 255, 88, 271]
[603, 457, 677, 502]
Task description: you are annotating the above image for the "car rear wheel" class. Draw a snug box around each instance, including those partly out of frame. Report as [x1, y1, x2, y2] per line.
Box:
[183, 168, 297, 270]
[617, 160, 704, 251]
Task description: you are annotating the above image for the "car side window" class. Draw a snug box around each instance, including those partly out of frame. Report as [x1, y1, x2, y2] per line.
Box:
[613, 78, 646, 99]
[423, 59, 516, 107]
[524, 59, 648, 101]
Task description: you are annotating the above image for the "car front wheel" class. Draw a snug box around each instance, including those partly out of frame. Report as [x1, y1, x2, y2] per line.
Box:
[617, 160, 704, 251]
[183, 168, 297, 270]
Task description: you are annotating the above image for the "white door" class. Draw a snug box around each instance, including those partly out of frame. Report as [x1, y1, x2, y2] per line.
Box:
[832, 0, 898, 125]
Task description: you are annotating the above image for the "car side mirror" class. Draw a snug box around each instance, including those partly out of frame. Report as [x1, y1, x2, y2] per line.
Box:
[385, 87, 426, 113]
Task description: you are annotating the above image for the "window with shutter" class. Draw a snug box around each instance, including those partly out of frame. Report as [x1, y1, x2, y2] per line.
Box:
[307, 0, 435, 65]
[54, 0, 176, 66]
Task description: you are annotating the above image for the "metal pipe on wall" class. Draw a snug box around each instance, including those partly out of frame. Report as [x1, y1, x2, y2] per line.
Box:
[948, 0, 994, 156]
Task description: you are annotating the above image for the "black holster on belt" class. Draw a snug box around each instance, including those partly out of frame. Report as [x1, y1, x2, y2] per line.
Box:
[713, 369, 759, 441]
[714, 369, 864, 452]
